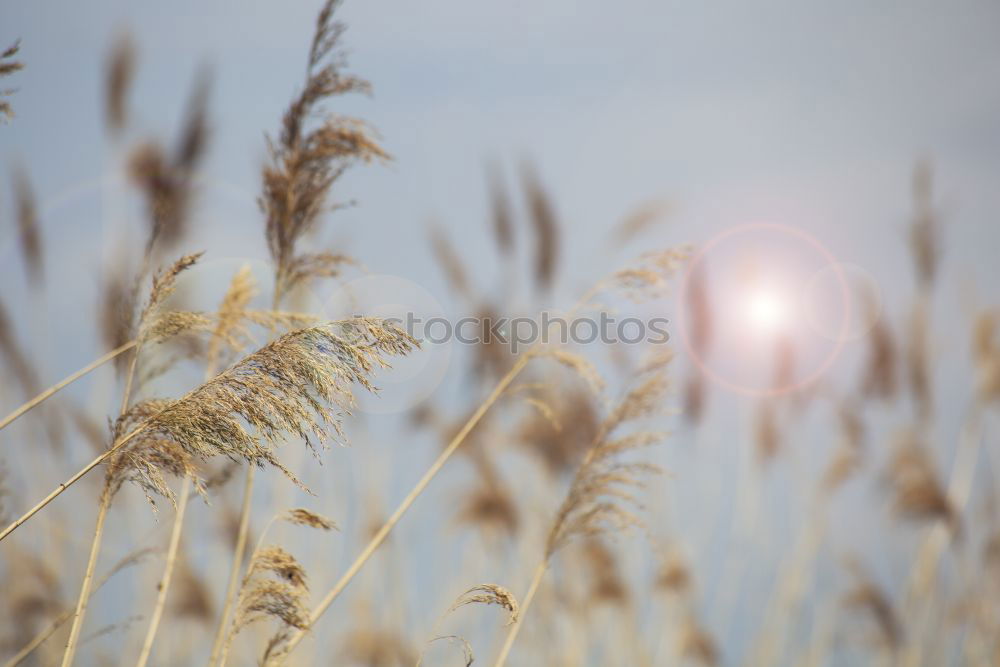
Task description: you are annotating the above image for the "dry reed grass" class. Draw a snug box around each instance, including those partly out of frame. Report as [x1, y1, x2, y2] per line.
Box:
[2, 2, 996, 666]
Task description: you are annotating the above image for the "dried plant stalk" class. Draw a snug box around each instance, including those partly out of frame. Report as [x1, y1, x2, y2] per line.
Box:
[0, 340, 137, 433]
[3, 548, 156, 667]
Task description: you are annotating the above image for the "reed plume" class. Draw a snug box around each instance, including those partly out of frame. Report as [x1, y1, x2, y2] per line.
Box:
[495, 355, 672, 666]
[0, 41, 23, 123]
[128, 72, 210, 254]
[261, 0, 388, 305]
[416, 584, 520, 667]
[220, 508, 335, 665]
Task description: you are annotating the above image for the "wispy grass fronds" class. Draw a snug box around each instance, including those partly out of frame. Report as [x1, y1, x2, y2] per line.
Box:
[0, 41, 23, 123]
[546, 366, 671, 557]
[417, 584, 519, 667]
[540, 348, 606, 398]
[136, 253, 212, 345]
[262, 0, 389, 304]
[226, 522, 332, 665]
[128, 72, 210, 253]
[495, 359, 672, 666]
[105, 399, 201, 509]
[448, 584, 520, 625]
[517, 386, 600, 474]
[886, 430, 955, 530]
[126, 318, 417, 488]
[282, 508, 337, 531]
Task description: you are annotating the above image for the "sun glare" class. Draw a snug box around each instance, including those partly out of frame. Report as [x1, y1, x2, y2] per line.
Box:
[745, 287, 789, 334]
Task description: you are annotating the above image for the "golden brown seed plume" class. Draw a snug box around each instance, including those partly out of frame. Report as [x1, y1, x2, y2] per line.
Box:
[886, 429, 956, 531]
[282, 508, 337, 531]
[112, 317, 416, 494]
[128, 72, 211, 254]
[262, 0, 389, 304]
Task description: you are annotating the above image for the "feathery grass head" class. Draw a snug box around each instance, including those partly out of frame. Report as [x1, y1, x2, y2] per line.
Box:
[262, 0, 388, 304]
[233, 548, 310, 661]
[545, 359, 671, 557]
[282, 508, 337, 531]
[886, 430, 955, 530]
[128, 73, 210, 254]
[447, 584, 520, 625]
[233, 508, 342, 663]
[116, 318, 416, 495]
[0, 40, 23, 123]
[417, 584, 519, 667]
[137, 253, 212, 344]
[517, 385, 600, 475]
[105, 398, 201, 509]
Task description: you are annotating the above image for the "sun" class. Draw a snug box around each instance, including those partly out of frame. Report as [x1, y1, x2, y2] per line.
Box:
[745, 287, 790, 334]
